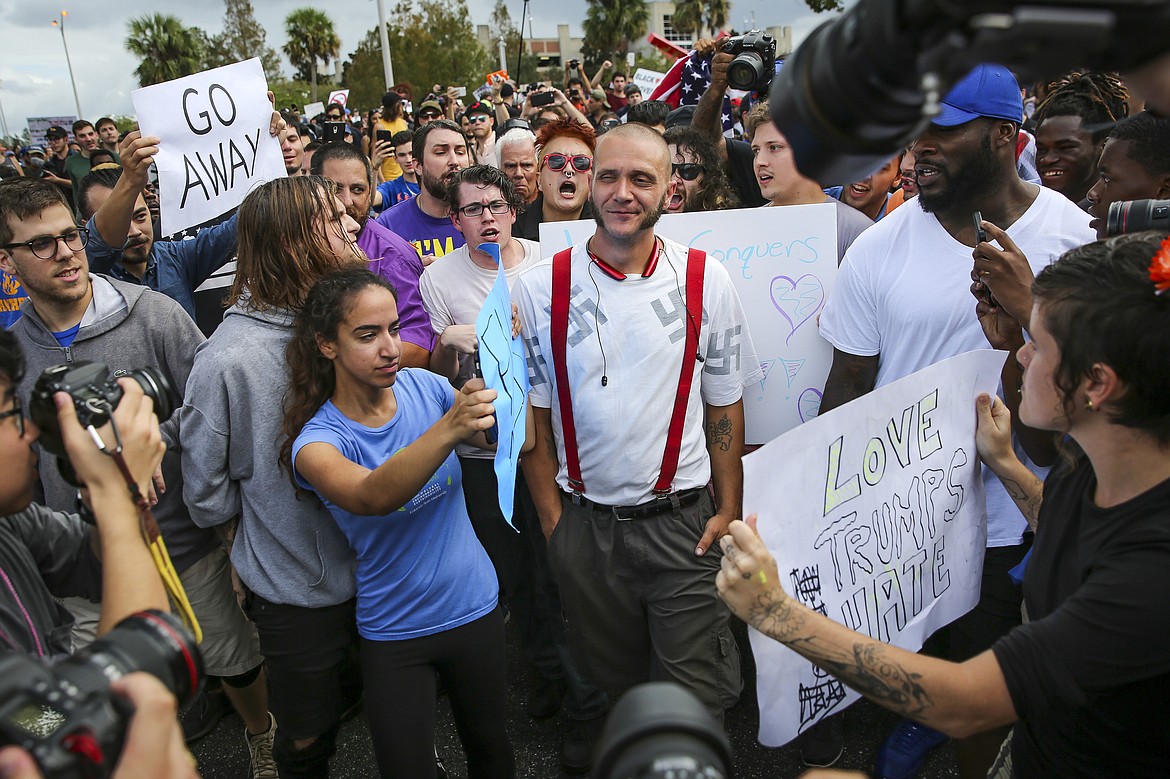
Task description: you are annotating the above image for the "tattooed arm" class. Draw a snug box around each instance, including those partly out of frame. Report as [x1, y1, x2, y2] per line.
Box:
[698, 400, 745, 556]
[975, 393, 1045, 530]
[521, 406, 564, 541]
[717, 518, 1019, 737]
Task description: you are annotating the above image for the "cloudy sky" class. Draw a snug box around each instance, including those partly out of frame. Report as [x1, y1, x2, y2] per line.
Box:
[0, 0, 846, 138]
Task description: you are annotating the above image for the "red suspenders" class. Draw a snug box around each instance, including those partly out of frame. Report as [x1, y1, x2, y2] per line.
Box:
[550, 245, 706, 497]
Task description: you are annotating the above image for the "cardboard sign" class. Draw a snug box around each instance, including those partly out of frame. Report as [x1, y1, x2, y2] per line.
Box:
[132, 58, 284, 238]
[327, 89, 349, 107]
[26, 116, 78, 143]
[303, 101, 326, 119]
[743, 349, 1007, 746]
[538, 204, 838, 444]
[632, 68, 667, 94]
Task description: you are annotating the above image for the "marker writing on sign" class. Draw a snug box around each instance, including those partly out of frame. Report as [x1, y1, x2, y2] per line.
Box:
[179, 83, 263, 208]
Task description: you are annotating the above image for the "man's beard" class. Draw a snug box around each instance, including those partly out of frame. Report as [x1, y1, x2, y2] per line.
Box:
[591, 191, 668, 238]
[918, 133, 1001, 215]
[346, 204, 370, 231]
[422, 168, 453, 201]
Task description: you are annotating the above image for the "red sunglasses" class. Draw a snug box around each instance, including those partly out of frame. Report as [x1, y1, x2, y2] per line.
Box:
[542, 153, 592, 173]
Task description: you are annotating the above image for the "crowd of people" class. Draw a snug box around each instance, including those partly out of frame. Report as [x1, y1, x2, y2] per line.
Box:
[1, 29, 1169, 779]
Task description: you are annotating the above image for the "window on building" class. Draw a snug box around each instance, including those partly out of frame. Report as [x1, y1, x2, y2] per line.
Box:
[662, 14, 692, 44]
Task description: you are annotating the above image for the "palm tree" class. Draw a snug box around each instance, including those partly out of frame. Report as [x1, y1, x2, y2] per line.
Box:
[283, 8, 340, 102]
[670, 0, 730, 40]
[125, 14, 207, 87]
[583, 0, 649, 65]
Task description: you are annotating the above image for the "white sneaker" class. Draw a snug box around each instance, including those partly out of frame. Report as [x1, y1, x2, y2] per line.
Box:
[246, 712, 278, 779]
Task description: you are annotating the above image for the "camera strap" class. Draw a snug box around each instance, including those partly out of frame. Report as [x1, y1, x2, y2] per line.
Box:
[86, 411, 204, 644]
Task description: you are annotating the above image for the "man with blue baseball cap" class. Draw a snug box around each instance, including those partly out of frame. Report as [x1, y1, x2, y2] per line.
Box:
[810, 64, 1095, 777]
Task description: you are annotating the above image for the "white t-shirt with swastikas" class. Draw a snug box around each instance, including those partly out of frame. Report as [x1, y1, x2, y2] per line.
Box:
[516, 237, 762, 506]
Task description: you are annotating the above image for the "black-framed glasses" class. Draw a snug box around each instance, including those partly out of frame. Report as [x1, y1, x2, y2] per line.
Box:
[672, 163, 703, 181]
[3, 228, 89, 260]
[542, 153, 592, 173]
[457, 201, 512, 218]
[0, 396, 24, 437]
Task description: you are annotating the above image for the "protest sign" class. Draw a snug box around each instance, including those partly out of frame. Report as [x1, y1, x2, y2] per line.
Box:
[632, 68, 667, 94]
[474, 243, 530, 526]
[539, 204, 838, 443]
[132, 58, 284, 238]
[742, 349, 1007, 746]
[328, 89, 350, 107]
[303, 101, 326, 119]
[26, 116, 77, 142]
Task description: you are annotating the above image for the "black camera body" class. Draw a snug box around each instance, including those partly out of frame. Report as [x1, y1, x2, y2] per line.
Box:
[27, 362, 175, 486]
[723, 31, 777, 94]
[0, 610, 203, 779]
[568, 59, 580, 69]
[1106, 198, 1170, 236]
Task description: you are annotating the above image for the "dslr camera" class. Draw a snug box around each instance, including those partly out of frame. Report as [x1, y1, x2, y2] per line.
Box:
[568, 59, 580, 69]
[0, 610, 203, 779]
[28, 361, 176, 487]
[1105, 199, 1170, 236]
[723, 31, 777, 93]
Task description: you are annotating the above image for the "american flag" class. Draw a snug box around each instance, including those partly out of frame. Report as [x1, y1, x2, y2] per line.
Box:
[648, 51, 736, 134]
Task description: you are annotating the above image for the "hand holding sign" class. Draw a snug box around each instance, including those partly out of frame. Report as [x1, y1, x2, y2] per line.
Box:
[132, 58, 285, 237]
[117, 131, 161, 190]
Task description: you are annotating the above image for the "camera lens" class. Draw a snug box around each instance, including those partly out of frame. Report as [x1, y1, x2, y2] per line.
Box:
[728, 53, 765, 92]
[1106, 198, 1170, 236]
[58, 610, 204, 708]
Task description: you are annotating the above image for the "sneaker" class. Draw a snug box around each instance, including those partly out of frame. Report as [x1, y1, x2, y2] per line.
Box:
[560, 716, 603, 774]
[799, 715, 844, 767]
[180, 687, 232, 744]
[874, 719, 949, 779]
[526, 676, 565, 720]
[246, 712, 278, 779]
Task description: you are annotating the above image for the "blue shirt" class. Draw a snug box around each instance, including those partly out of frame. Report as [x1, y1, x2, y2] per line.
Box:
[0, 271, 27, 329]
[824, 185, 891, 222]
[293, 369, 498, 641]
[84, 213, 239, 320]
[376, 177, 420, 212]
[375, 197, 464, 261]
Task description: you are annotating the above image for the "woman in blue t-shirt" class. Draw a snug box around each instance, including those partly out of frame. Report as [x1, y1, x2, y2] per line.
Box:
[282, 268, 515, 778]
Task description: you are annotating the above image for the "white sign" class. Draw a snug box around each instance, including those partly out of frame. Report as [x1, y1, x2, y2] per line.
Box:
[328, 89, 350, 106]
[539, 204, 838, 444]
[743, 349, 1007, 746]
[632, 68, 666, 94]
[303, 101, 326, 119]
[132, 58, 285, 238]
[26, 116, 77, 142]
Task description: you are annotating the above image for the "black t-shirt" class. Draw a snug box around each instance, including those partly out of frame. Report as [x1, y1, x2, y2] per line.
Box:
[513, 194, 594, 242]
[726, 138, 767, 208]
[992, 456, 1170, 777]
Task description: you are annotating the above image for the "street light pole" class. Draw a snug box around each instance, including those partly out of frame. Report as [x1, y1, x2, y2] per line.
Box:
[52, 10, 83, 119]
[0, 80, 10, 141]
[375, 0, 395, 89]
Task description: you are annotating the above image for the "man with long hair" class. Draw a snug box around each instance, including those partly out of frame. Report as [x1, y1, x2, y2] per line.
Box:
[181, 176, 367, 779]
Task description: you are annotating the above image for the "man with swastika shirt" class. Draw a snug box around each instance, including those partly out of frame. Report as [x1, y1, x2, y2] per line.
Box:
[515, 122, 762, 725]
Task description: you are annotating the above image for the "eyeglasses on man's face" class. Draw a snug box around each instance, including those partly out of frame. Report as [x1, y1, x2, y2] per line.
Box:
[0, 396, 25, 437]
[2, 228, 89, 261]
[456, 201, 512, 218]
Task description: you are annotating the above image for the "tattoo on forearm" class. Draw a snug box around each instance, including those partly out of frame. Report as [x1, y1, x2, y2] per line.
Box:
[1002, 474, 1044, 527]
[743, 591, 933, 718]
[706, 413, 733, 451]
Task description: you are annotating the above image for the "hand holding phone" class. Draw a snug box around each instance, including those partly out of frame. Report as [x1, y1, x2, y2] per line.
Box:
[473, 350, 499, 445]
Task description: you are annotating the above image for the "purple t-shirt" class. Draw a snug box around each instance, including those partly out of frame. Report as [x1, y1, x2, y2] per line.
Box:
[374, 197, 465, 261]
[359, 219, 434, 351]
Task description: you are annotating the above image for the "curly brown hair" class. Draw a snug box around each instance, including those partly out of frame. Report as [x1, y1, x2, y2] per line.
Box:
[663, 126, 741, 212]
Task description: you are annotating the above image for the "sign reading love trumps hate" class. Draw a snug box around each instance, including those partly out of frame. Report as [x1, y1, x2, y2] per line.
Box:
[132, 58, 285, 237]
[743, 349, 1007, 747]
[538, 203, 838, 443]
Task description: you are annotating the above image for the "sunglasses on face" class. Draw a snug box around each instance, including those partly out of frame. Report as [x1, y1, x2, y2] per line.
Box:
[419, 112, 440, 120]
[467, 114, 491, 124]
[542, 153, 592, 173]
[672, 163, 703, 181]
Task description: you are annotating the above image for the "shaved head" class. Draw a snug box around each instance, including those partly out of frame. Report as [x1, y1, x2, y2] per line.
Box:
[596, 122, 671, 178]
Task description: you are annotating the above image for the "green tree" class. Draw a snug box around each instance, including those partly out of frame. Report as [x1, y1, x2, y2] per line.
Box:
[582, 0, 649, 69]
[125, 14, 207, 87]
[341, 0, 492, 109]
[222, 0, 283, 81]
[804, 0, 845, 12]
[671, 0, 730, 39]
[283, 8, 341, 101]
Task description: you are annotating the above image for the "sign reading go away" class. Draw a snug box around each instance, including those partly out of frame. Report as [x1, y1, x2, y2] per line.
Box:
[132, 58, 285, 237]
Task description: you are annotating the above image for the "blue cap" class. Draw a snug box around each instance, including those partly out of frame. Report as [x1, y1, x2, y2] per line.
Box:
[932, 64, 1023, 127]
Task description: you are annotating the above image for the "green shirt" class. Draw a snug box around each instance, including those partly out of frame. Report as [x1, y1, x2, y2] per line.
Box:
[64, 150, 120, 208]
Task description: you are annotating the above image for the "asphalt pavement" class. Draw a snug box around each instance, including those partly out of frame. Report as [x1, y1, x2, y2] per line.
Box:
[192, 619, 959, 778]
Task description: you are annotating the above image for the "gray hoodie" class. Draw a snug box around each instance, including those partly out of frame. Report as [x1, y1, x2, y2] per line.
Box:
[180, 301, 357, 608]
[11, 276, 217, 573]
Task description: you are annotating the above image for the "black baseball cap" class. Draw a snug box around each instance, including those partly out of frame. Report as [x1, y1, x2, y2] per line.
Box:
[465, 100, 494, 117]
[45, 126, 68, 140]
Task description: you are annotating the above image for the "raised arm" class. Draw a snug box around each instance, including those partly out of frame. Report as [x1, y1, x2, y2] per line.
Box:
[975, 393, 1045, 530]
[93, 131, 158, 257]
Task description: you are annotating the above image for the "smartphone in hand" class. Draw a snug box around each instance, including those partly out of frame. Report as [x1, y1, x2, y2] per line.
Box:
[473, 350, 499, 445]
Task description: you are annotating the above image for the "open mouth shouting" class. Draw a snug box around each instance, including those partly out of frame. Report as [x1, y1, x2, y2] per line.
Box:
[914, 162, 942, 189]
[666, 189, 685, 212]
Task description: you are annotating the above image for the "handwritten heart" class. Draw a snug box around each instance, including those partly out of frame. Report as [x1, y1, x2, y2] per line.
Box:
[770, 274, 825, 344]
[798, 388, 823, 423]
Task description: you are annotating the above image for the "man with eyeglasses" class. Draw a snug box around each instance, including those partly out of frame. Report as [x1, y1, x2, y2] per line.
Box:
[513, 119, 596, 242]
[463, 101, 497, 165]
[376, 120, 472, 263]
[0, 178, 277, 777]
[420, 164, 609, 772]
